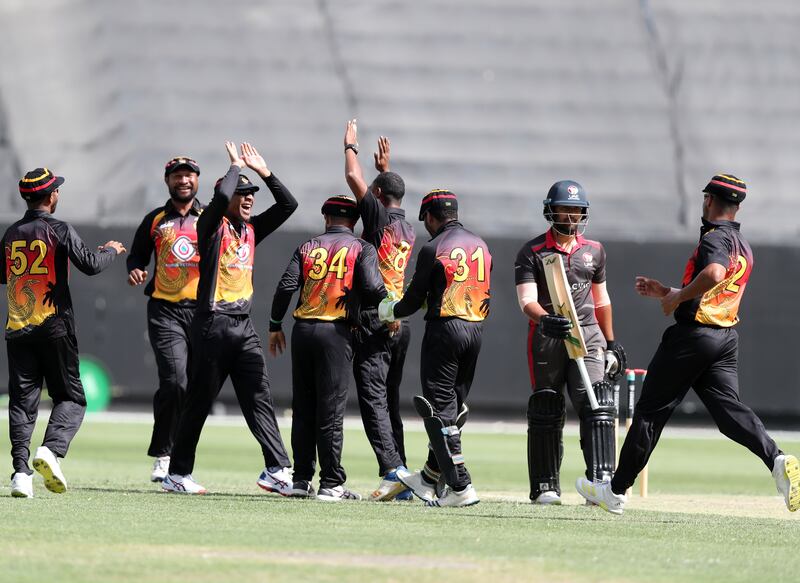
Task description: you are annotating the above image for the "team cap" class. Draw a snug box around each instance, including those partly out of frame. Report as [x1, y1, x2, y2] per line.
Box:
[703, 174, 746, 203]
[164, 156, 200, 177]
[19, 168, 64, 201]
[321, 195, 359, 219]
[418, 189, 458, 221]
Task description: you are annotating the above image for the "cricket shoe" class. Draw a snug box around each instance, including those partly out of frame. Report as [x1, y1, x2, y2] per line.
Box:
[394, 488, 414, 501]
[257, 466, 293, 496]
[11, 472, 33, 498]
[398, 470, 436, 502]
[32, 446, 67, 494]
[317, 485, 362, 502]
[575, 477, 626, 515]
[425, 484, 480, 508]
[150, 456, 170, 483]
[288, 480, 316, 498]
[162, 473, 207, 494]
[369, 466, 412, 501]
[773, 454, 800, 512]
[532, 491, 562, 505]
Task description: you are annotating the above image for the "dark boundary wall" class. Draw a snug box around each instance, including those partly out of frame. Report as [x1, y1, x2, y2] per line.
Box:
[2, 226, 799, 426]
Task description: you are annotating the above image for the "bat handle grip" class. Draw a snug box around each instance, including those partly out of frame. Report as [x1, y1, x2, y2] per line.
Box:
[576, 357, 600, 410]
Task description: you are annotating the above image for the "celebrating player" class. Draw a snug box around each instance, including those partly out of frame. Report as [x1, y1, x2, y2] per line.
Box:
[514, 180, 625, 505]
[380, 189, 492, 507]
[127, 156, 204, 483]
[3, 168, 125, 498]
[163, 142, 297, 495]
[343, 120, 416, 501]
[269, 195, 387, 501]
[576, 174, 800, 514]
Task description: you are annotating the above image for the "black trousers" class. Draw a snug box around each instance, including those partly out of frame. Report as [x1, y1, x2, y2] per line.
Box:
[353, 310, 410, 476]
[7, 334, 86, 476]
[291, 320, 353, 489]
[612, 323, 781, 493]
[420, 318, 483, 490]
[146, 299, 194, 458]
[169, 313, 290, 476]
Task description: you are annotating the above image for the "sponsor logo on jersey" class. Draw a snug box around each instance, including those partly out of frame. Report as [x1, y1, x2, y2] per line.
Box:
[171, 235, 196, 261]
[583, 252, 593, 267]
[236, 243, 251, 263]
[570, 281, 590, 293]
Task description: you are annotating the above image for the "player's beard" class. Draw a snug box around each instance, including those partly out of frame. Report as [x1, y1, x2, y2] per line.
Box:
[169, 185, 197, 203]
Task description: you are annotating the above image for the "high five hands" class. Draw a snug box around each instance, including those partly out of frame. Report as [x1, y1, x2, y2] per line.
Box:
[225, 141, 271, 177]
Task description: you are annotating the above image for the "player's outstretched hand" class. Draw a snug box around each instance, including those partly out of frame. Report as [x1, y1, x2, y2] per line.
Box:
[128, 268, 148, 286]
[635, 276, 669, 298]
[241, 142, 271, 177]
[344, 119, 358, 151]
[103, 241, 127, 255]
[269, 330, 286, 357]
[226, 141, 245, 169]
[374, 136, 390, 172]
[540, 314, 572, 339]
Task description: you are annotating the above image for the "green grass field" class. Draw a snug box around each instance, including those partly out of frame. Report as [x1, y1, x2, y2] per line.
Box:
[1, 416, 798, 583]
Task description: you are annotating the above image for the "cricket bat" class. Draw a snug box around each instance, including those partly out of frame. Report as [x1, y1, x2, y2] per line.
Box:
[542, 254, 600, 410]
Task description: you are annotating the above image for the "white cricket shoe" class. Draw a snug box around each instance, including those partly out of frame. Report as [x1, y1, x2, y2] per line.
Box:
[532, 491, 562, 505]
[151, 456, 170, 483]
[398, 470, 436, 502]
[575, 477, 626, 515]
[257, 467, 293, 496]
[162, 473, 207, 494]
[425, 484, 480, 507]
[317, 485, 362, 501]
[369, 466, 411, 501]
[773, 454, 800, 512]
[32, 446, 67, 493]
[11, 472, 33, 498]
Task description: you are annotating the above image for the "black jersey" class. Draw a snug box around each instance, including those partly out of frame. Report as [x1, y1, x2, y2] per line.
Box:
[514, 229, 606, 326]
[195, 165, 297, 315]
[270, 226, 386, 327]
[394, 221, 492, 322]
[674, 219, 753, 328]
[2, 210, 116, 340]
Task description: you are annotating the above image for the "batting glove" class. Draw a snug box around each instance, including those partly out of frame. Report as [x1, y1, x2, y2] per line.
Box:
[378, 296, 399, 322]
[540, 314, 572, 339]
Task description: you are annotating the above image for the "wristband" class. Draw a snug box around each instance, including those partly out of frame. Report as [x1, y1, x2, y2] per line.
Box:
[345, 144, 359, 155]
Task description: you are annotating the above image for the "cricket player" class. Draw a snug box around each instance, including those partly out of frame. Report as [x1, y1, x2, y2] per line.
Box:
[269, 195, 387, 501]
[163, 142, 297, 495]
[379, 189, 492, 507]
[577, 174, 800, 514]
[343, 120, 416, 500]
[3, 168, 125, 498]
[127, 156, 204, 483]
[515, 180, 626, 505]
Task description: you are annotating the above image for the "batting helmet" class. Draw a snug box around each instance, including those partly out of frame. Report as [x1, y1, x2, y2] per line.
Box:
[543, 180, 589, 236]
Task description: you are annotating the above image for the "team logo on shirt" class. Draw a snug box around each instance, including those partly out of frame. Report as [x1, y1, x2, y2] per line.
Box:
[236, 243, 251, 263]
[171, 236, 196, 261]
[583, 252, 593, 267]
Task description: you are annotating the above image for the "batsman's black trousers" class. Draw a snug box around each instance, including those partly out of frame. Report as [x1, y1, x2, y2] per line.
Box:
[7, 333, 86, 476]
[612, 323, 781, 494]
[291, 319, 353, 489]
[421, 318, 483, 490]
[169, 312, 289, 476]
[353, 309, 410, 476]
[146, 299, 193, 458]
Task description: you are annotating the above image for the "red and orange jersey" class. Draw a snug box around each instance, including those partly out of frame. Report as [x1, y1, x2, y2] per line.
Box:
[376, 219, 415, 299]
[436, 235, 492, 321]
[2, 210, 117, 340]
[211, 219, 256, 310]
[676, 219, 753, 328]
[394, 221, 492, 322]
[293, 234, 362, 321]
[5, 232, 58, 332]
[149, 208, 201, 303]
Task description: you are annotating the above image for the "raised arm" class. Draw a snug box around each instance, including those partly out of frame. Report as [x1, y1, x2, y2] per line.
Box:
[241, 142, 298, 244]
[344, 119, 369, 201]
[197, 141, 243, 244]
